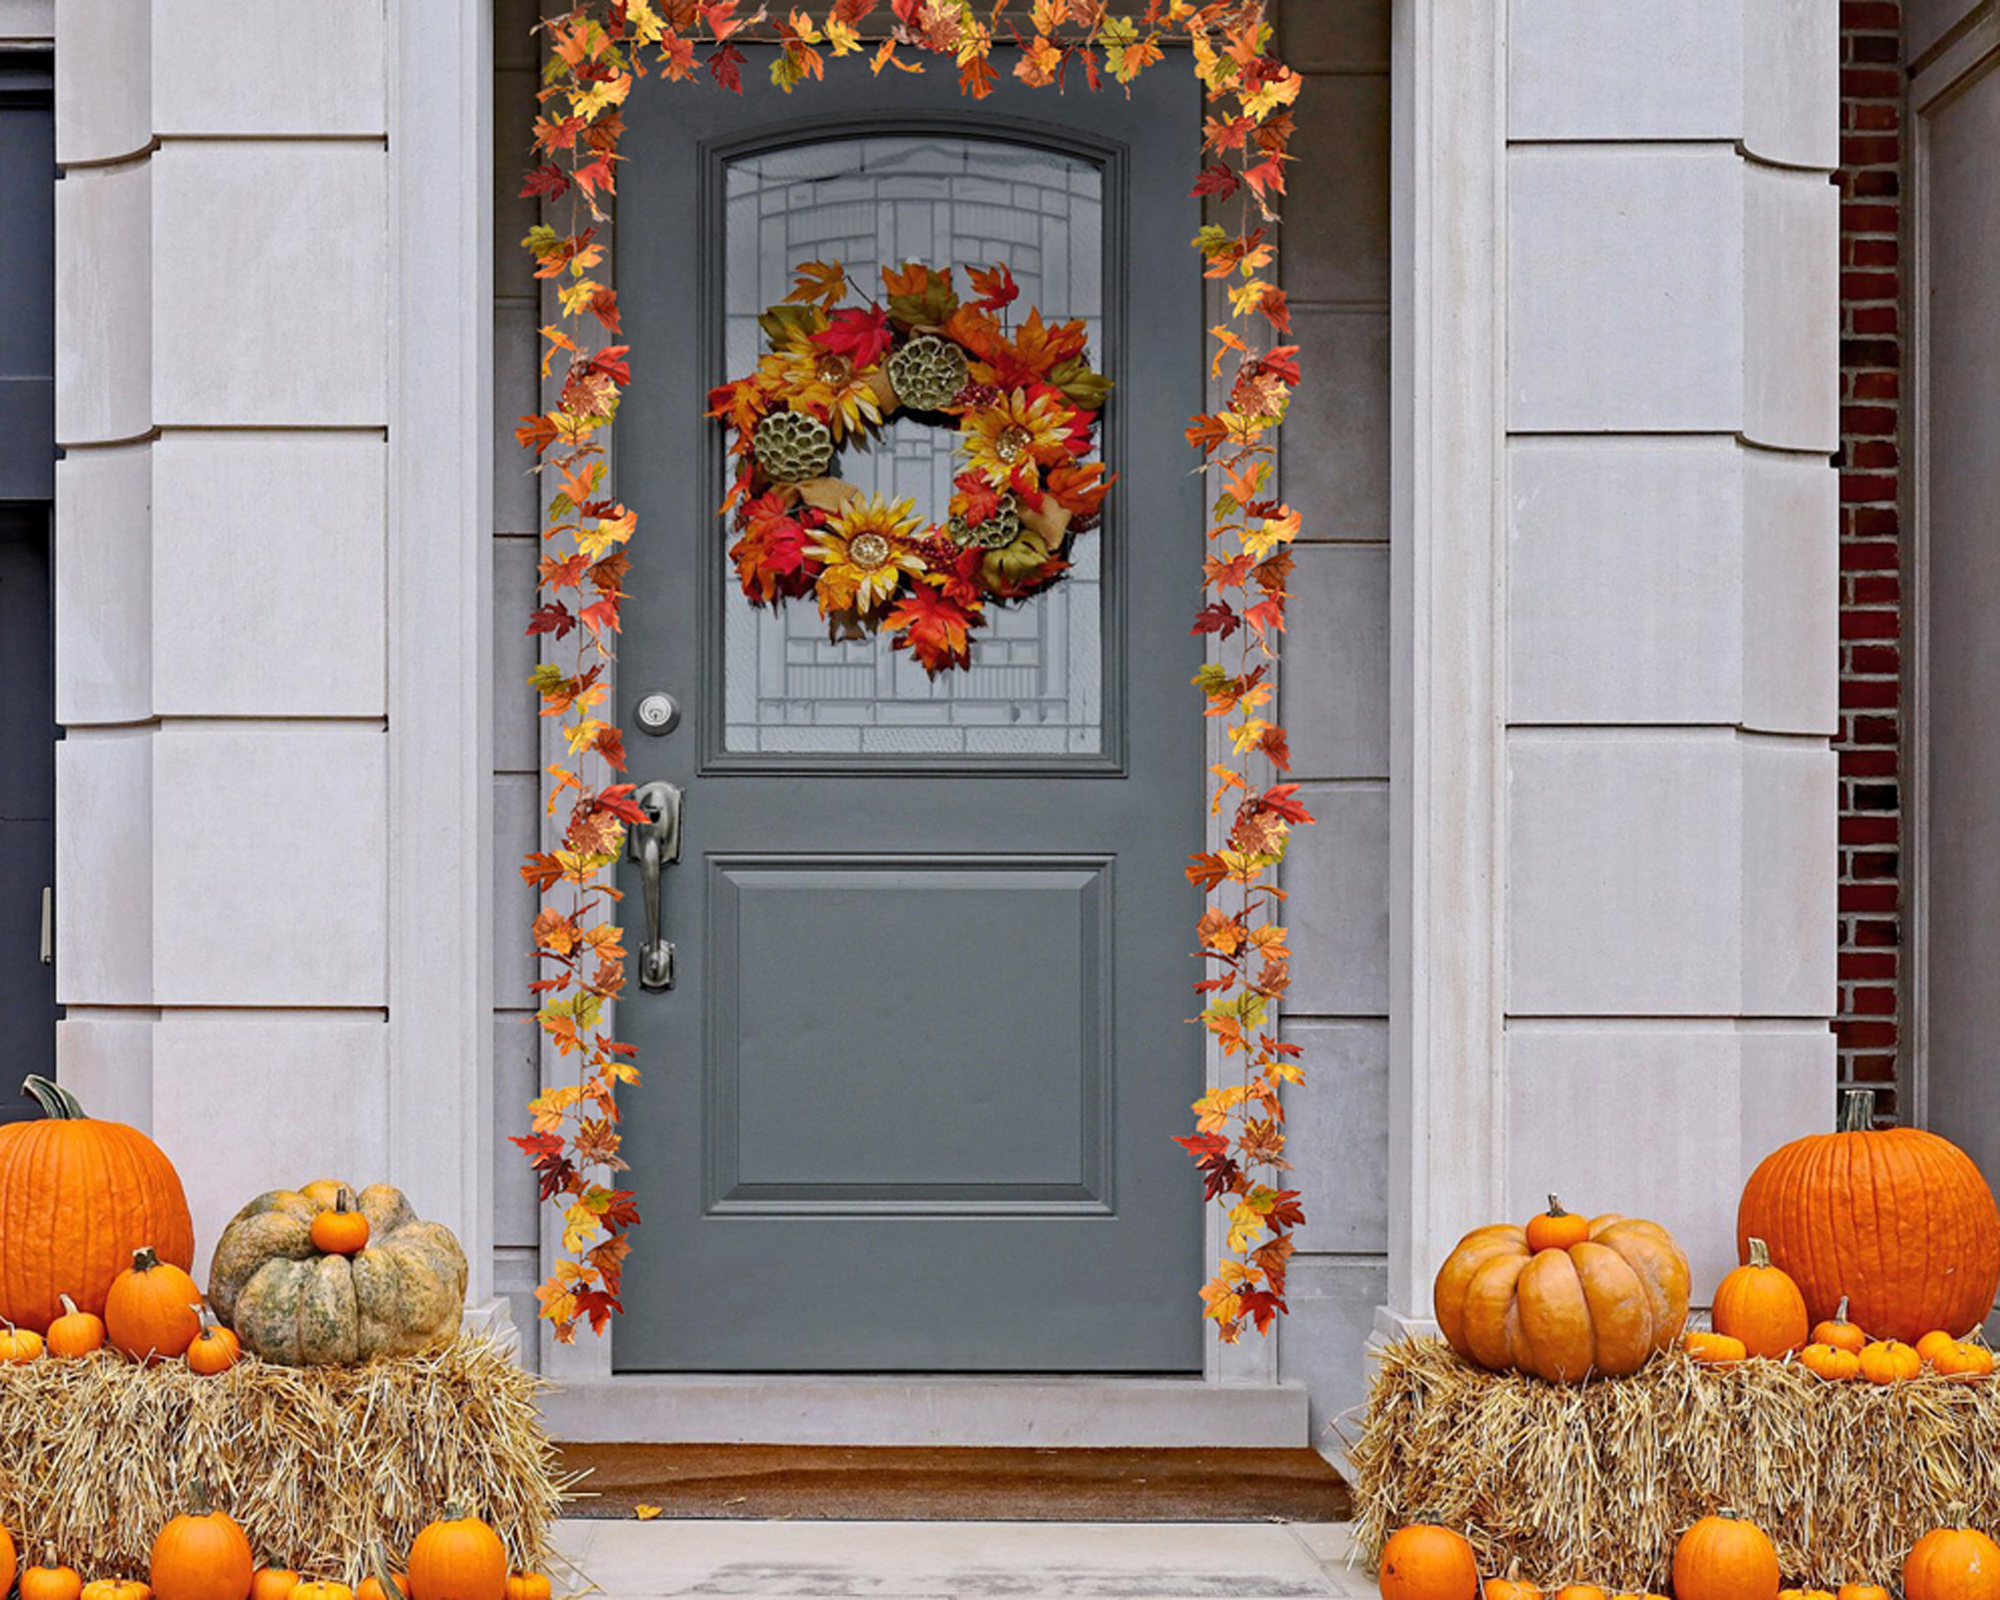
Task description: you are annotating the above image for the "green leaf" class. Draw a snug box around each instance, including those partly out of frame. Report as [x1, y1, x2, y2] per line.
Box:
[1050, 357, 1113, 410]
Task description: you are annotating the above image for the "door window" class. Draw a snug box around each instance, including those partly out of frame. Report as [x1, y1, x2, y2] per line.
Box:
[719, 135, 1110, 758]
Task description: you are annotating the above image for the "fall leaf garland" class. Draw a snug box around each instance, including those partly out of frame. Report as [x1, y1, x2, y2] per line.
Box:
[711, 257, 1115, 672]
[520, 0, 1306, 1347]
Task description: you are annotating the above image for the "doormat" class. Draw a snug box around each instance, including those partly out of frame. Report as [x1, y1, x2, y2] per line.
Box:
[553, 1444, 1351, 1522]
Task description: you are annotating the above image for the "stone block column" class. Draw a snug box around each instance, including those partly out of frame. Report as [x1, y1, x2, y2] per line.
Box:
[51, 0, 495, 1315]
[1385, 0, 1840, 1326]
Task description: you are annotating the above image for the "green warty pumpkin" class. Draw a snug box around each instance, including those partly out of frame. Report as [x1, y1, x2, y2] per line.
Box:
[207, 1180, 467, 1366]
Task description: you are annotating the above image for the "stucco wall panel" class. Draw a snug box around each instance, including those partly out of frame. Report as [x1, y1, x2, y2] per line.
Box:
[54, 161, 151, 444]
[1740, 739, 1839, 1018]
[1741, 448, 1839, 736]
[1281, 1019, 1388, 1254]
[1743, 0, 1840, 170]
[1286, 309, 1390, 539]
[54, 729, 155, 1005]
[1286, 544, 1390, 779]
[152, 432, 387, 716]
[150, 728, 387, 1006]
[53, 0, 149, 164]
[1508, 0, 1743, 141]
[1283, 782, 1391, 1015]
[55, 1011, 157, 1131]
[151, 0, 385, 137]
[1286, 75, 1390, 305]
[151, 142, 386, 425]
[1744, 164, 1840, 452]
[54, 444, 153, 725]
[151, 1011, 389, 1275]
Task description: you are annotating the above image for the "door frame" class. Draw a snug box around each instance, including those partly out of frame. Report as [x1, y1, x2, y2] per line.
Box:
[517, 40, 1307, 1441]
[1903, 7, 2000, 1130]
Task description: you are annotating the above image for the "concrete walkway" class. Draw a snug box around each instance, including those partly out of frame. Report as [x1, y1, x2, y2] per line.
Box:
[555, 1520, 1372, 1600]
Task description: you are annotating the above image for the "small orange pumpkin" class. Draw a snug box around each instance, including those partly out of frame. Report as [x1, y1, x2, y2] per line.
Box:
[1526, 1195, 1592, 1254]
[408, 1505, 508, 1600]
[0, 1322, 44, 1363]
[359, 1545, 408, 1600]
[308, 1188, 371, 1257]
[1905, 1513, 2000, 1600]
[1780, 1590, 1836, 1600]
[82, 1582, 153, 1600]
[1811, 1297, 1868, 1354]
[1684, 1331, 1748, 1366]
[1713, 1239, 1811, 1358]
[1859, 1339, 1922, 1385]
[149, 1481, 253, 1600]
[106, 1248, 203, 1362]
[250, 1571, 299, 1600]
[1485, 1578, 1541, 1600]
[292, 1585, 354, 1600]
[1552, 1588, 1606, 1600]
[1673, 1512, 1781, 1600]
[1935, 1341, 1995, 1378]
[1838, 1586, 1892, 1600]
[0, 1526, 15, 1600]
[1800, 1342, 1861, 1382]
[25, 1568, 85, 1600]
[1920, 1330, 1961, 1365]
[47, 1295, 106, 1358]
[502, 1579, 550, 1600]
[186, 1305, 241, 1377]
[1379, 1525, 1480, 1600]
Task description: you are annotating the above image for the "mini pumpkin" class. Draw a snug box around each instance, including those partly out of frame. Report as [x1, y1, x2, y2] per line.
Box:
[1905, 1513, 2000, 1600]
[150, 1481, 253, 1600]
[0, 1323, 45, 1363]
[81, 1582, 151, 1600]
[292, 1585, 354, 1600]
[25, 1567, 84, 1600]
[1859, 1339, 1922, 1385]
[47, 1295, 106, 1358]
[1485, 1578, 1541, 1600]
[1800, 1342, 1861, 1382]
[358, 1545, 407, 1600]
[308, 1188, 371, 1257]
[250, 1571, 299, 1600]
[1935, 1340, 1995, 1378]
[1434, 1215, 1691, 1382]
[1379, 1526, 1479, 1600]
[502, 1579, 549, 1600]
[208, 1183, 466, 1367]
[1526, 1196, 1592, 1254]
[1552, 1588, 1606, 1600]
[106, 1249, 203, 1362]
[1, 1526, 15, 1600]
[1920, 1330, 1960, 1365]
[1779, 1590, 1835, 1600]
[408, 1504, 508, 1600]
[1684, 1331, 1747, 1366]
[1838, 1586, 1892, 1600]
[1673, 1513, 1780, 1600]
[1811, 1297, 1868, 1354]
[1713, 1239, 1810, 1358]
[186, 1305, 242, 1376]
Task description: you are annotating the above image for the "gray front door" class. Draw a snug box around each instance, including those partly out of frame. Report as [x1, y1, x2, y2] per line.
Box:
[615, 50, 1203, 1372]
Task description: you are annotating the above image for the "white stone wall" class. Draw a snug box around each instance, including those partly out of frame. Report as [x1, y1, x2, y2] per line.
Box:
[51, 0, 494, 1307]
[1384, 0, 1840, 1332]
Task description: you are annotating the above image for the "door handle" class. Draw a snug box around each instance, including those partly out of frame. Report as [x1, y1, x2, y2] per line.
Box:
[627, 780, 683, 992]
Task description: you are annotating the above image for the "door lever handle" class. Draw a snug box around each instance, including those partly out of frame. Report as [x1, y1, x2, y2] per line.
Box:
[627, 780, 683, 992]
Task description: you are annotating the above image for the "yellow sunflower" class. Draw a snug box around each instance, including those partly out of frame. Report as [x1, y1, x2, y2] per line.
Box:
[806, 494, 928, 617]
[958, 389, 1074, 490]
[759, 329, 884, 440]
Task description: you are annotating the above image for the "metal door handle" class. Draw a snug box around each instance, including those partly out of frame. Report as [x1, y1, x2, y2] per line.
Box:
[627, 780, 682, 992]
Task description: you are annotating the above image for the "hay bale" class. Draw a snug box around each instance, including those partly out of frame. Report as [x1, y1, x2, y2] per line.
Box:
[0, 1335, 578, 1580]
[1348, 1337, 2000, 1592]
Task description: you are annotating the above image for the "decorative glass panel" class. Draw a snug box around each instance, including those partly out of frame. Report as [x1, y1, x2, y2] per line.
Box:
[719, 135, 1107, 758]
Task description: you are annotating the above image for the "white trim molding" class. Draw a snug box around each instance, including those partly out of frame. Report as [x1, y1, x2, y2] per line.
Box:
[387, 0, 500, 1316]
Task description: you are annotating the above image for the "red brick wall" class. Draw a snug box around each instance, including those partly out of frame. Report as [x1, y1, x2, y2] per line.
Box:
[1837, 1, 1905, 1116]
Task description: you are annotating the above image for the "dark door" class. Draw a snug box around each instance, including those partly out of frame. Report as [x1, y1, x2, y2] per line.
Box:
[614, 49, 1205, 1371]
[0, 57, 55, 1123]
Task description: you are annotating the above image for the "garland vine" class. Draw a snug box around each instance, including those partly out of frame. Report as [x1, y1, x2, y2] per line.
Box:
[518, 0, 1307, 1346]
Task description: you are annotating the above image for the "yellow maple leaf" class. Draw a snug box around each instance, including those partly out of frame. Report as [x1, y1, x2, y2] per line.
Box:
[824, 17, 861, 54]
[578, 506, 636, 558]
[634, 1505, 663, 1521]
[1240, 507, 1300, 560]
[562, 1202, 604, 1254]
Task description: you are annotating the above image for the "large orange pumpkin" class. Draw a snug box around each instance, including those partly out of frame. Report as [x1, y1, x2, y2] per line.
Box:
[1739, 1089, 2000, 1343]
[149, 1483, 253, 1600]
[1379, 1526, 1479, 1600]
[1673, 1513, 1780, 1600]
[0, 1076, 195, 1333]
[1434, 1214, 1691, 1382]
[1905, 1517, 2000, 1600]
[407, 1506, 507, 1600]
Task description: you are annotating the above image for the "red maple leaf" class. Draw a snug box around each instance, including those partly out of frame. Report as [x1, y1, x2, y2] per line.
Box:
[528, 603, 576, 639]
[1191, 163, 1242, 200]
[1260, 784, 1315, 825]
[966, 263, 1020, 313]
[1192, 601, 1240, 639]
[813, 305, 894, 366]
[706, 42, 746, 91]
[885, 583, 983, 675]
[521, 164, 571, 200]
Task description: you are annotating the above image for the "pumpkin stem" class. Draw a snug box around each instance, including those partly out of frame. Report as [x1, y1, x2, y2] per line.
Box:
[21, 1074, 87, 1121]
[442, 1499, 470, 1522]
[1544, 1194, 1567, 1218]
[1840, 1088, 1877, 1134]
[335, 1186, 357, 1213]
[184, 1478, 214, 1517]
[131, 1246, 161, 1274]
[1746, 1238, 1772, 1271]
[59, 1294, 80, 1318]
[1833, 1295, 1849, 1324]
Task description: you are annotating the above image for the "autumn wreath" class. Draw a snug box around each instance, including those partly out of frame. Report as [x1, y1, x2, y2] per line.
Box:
[707, 259, 1116, 673]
